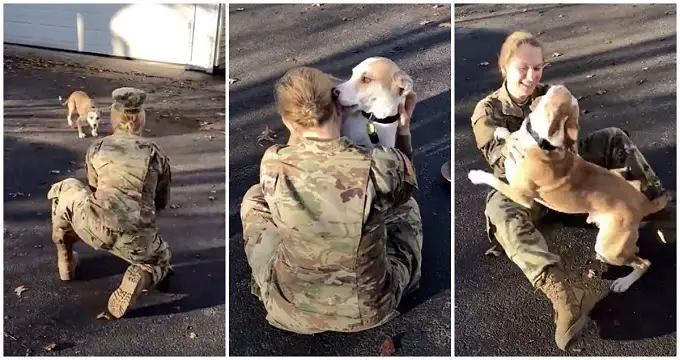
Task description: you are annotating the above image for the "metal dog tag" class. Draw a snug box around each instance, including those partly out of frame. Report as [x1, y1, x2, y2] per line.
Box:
[366, 120, 380, 144]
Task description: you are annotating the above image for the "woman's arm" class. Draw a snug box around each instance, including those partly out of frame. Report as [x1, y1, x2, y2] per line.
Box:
[471, 100, 508, 175]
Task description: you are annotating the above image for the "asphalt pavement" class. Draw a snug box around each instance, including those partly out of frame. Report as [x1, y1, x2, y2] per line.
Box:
[454, 4, 676, 356]
[228, 3, 451, 356]
[3, 46, 226, 356]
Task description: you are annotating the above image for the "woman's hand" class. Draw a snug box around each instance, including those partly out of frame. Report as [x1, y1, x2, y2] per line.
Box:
[397, 92, 417, 135]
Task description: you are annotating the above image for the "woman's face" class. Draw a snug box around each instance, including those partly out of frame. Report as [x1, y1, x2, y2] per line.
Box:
[504, 44, 544, 100]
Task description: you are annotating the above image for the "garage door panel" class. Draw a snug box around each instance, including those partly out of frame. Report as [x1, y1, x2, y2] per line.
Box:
[4, 4, 196, 65]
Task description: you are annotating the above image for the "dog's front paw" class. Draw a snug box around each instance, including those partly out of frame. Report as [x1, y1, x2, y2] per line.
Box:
[468, 170, 491, 185]
[78, 132, 86, 139]
[91, 130, 98, 137]
[494, 127, 511, 141]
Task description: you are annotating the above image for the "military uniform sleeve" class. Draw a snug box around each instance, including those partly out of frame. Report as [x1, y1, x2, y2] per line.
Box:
[370, 147, 417, 207]
[471, 100, 507, 174]
[85, 140, 102, 191]
[394, 133, 414, 162]
[154, 147, 172, 211]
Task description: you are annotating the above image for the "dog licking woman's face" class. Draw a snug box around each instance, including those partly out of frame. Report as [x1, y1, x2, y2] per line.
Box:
[504, 44, 544, 102]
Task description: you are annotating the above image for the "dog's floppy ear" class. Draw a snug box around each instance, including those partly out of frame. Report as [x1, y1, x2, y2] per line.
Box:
[564, 97, 580, 146]
[393, 70, 413, 96]
[530, 96, 543, 111]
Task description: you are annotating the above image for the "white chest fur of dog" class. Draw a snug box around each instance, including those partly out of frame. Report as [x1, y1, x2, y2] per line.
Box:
[334, 57, 413, 148]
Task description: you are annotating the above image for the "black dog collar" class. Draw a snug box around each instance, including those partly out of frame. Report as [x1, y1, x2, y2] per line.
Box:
[361, 110, 400, 124]
[525, 117, 557, 151]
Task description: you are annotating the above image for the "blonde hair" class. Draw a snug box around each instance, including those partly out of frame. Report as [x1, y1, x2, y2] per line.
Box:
[498, 31, 544, 78]
[111, 105, 146, 135]
[274, 67, 336, 129]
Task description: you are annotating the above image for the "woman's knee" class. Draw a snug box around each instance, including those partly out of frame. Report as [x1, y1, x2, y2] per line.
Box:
[240, 184, 268, 221]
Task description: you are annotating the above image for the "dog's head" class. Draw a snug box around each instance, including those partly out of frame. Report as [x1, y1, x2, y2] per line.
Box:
[87, 107, 101, 127]
[333, 57, 413, 119]
[528, 85, 579, 149]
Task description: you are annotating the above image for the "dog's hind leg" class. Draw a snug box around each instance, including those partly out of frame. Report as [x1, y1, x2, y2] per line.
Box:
[595, 224, 649, 292]
[66, 105, 74, 127]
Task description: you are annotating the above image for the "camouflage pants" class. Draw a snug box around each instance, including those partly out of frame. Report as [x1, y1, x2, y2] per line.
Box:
[240, 184, 423, 331]
[48, 178, 172, 284]
[485, 127, 665, 286]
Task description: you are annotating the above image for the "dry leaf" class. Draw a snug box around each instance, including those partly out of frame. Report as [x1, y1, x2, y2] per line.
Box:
[285, 57, 297, 63]
[50, 170, 61, 174]
[478, 61, 489, 67]
[552, 52, 563, 57]
[432, 4, 443, 8]
[43, 342, 57, 352]
[208, 196, 216, 201]
[236, 7, 244, 11]
[96, 312, 112, 320]
[312, 3, 321, 6]
[577, 95, 587, 101]
[14, 285, 28, 297]
[637, 79, 646, 85]
[642, 67, 649, 71]
[419, 20, 432, 25]
[582, 109, 589, 114]
[586, 74, 595, 78]
[189, 332, 197, 339]
[379, 338, 396, 356]
[342, 17, 354, 21]
[438, 22, 451, 28]
[257, 126, 278, 146]
[596, 90, 607, 95]
[484, 246, 502, 257]
[229, 78, 239, 85]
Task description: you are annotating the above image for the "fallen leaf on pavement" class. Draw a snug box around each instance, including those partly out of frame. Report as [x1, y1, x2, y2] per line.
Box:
[432, 4, 443, 8]
[587, 269, 596, 279]
[43, 342, 57, 352]
[96, 312, 113, 320]
[236, 7, 244, 11]
[577, 96, 587, 101]
[479, 61, 489, 67]
[189, 332, 197, 339]
[208, 196, 216, 201]
[285, 57, 297, 63]
[582, 109, 589, 114]
[484, 246, 502, 257]
[420, 20, 432, 25]
[14, 285, 28, 297]
[379, 338, 396, 356]
[637, 79, 646, 85]
[257, 126, 278, 146]
[596, 90, 607, 95]
[586, 74, 595, 78]
[312, 3, 321, 7]
[438, 22, 451, 28]
[229, 78, 239, 85]
[552, 52, 563, 57]
[50, 170, 61, 174]
[642, 67, 649, 71]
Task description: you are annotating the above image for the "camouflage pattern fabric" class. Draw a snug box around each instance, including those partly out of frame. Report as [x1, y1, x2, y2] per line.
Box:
[472, 82, 667, 286]
[240, 136, 422, 334]
[48, 133, 173, 284]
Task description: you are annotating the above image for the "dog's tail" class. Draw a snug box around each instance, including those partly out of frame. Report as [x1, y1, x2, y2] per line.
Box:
[58, 95, 68, 106]
[642, 191, 672, 218]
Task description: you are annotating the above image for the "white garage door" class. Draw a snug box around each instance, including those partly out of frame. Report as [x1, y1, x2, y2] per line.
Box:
[4, 3, 220, 69]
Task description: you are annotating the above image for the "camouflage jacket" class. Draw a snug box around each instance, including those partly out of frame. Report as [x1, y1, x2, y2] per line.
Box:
[471, 81, 551, 177]
[85, 133, 171, 232]
[259, 136, 417, 333]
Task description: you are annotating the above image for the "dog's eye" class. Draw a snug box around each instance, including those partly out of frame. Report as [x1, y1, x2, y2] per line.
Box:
[361, 76, 371, 84]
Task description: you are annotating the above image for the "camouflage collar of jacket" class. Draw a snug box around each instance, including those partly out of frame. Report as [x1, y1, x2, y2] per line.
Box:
[497, 81, 541, 118]
[295, 135, 354, 152]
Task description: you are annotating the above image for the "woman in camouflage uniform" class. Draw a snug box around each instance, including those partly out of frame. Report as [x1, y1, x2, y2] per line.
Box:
[48, 87, 173, 319]
[470, 31, 675, 350]
[240, 67, 423, 334]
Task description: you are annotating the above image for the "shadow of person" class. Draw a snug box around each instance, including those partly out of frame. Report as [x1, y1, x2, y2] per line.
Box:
[590, 224, 676, 341]
[125, 246, 226, 317]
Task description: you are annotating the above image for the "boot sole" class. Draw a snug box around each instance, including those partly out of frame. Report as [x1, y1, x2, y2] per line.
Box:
[107, 267, 147, 319]
[557, 313, 590, 351]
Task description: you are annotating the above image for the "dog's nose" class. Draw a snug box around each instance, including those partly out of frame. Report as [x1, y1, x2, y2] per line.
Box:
[332, 88, 340, 98]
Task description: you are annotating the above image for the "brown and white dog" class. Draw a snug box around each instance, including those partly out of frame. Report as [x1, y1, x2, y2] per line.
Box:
[333, 57, 413, 148]
[468, 85, 670, 293]
[59, 91, 101, 139]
